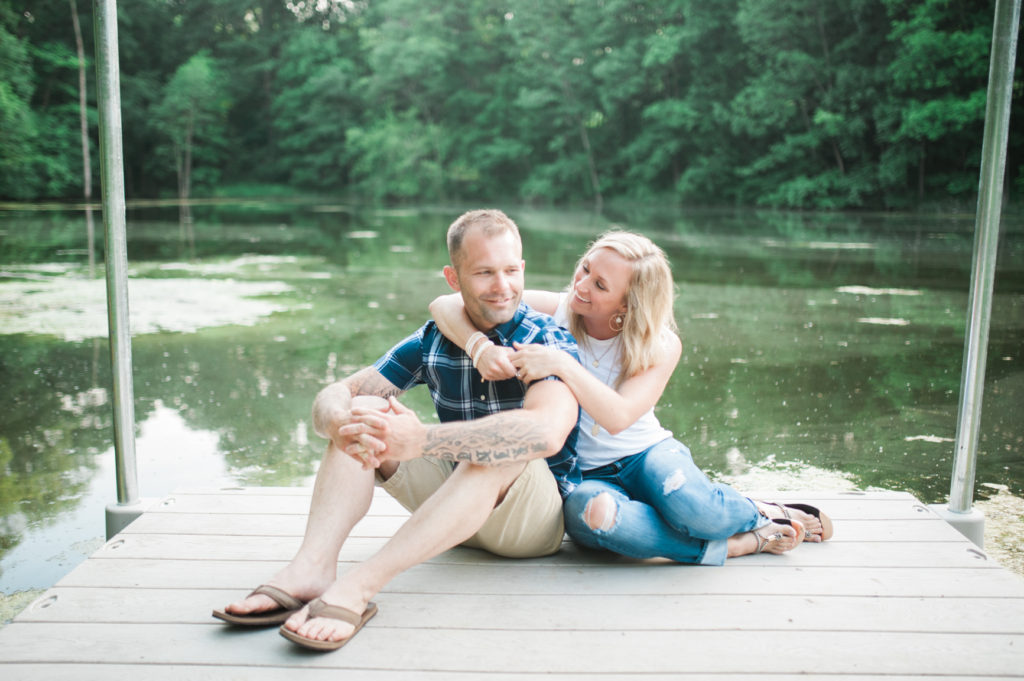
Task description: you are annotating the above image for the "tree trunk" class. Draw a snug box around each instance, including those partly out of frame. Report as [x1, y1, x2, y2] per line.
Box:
[577, 119, 603, 214]
[70, 0, 95, 276]
[918, 144, 926, 200]
[831, 139, 846, 175]
[560, 78, 603, 214]
[179, 115, 196, 259]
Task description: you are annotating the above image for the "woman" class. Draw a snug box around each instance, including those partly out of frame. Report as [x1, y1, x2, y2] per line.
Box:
[431, 230, 832, 564]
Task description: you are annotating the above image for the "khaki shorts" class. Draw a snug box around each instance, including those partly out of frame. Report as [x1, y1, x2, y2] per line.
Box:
[378, 457, 565, 558]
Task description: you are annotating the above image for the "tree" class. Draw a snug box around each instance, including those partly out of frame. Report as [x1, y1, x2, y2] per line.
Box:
[69, 0, 95, 274]
[154, 52, 229, 202]
[624, 0, 751, 202]
[878, 0, 994, 204]
[0, 6, 39, 199]
[270, 21, 363, 191]
[506, 0, 613, 210]
[729, 0, 890, 208]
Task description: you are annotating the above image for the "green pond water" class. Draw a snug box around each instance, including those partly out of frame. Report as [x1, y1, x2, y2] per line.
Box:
[1, 202, 1022, 603]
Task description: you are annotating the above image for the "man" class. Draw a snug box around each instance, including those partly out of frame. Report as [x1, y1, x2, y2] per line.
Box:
[213, 209, 581, 650]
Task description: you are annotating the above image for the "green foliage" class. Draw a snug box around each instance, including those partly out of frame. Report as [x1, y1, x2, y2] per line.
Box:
[345, 110, 444, 202]
[153, 52, 230, 198]
[0, 0, 1015, 209]
[270, 28, 360, 190]
[878, 0, 994, 203]
[0, 20, 39, 199]
[0, 6, 86, 200]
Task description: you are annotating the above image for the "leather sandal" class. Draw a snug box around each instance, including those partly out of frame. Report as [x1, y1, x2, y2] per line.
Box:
[758, 501, 833, 541]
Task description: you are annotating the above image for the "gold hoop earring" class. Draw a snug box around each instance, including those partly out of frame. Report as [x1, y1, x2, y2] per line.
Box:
[610, 314, 625, 332]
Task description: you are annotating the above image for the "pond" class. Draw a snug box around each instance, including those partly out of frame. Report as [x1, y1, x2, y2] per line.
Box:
[1, 201, 1022, 616]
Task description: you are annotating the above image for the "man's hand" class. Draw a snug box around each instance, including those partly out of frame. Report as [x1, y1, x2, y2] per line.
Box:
[312, 368, 406, 468]
[311, 382, 353, 441]
[329, 396, 389, 468]
[476, 343, 518, 381]
[341, 397, 428, 468]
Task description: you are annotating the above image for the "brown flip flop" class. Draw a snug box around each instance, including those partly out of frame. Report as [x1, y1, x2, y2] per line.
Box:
[212, 584, 306, 626]
[279, 599, 378, 651]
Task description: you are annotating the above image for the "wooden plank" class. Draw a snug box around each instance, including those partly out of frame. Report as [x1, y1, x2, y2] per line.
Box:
[153, 485, 929, 518]
[1, 666, 999, 681]
[151, 493, 931, 521]
[171, 486, 879, 501]
[0, 623, 1021, 676]
[51, 557, 1024, 598]
[91, 531, 997, 569]
[121, 512, 407, 538]
[16, 587, 1024, 634]
[150, 491, 409, 516]
[121, 510, 967, 543]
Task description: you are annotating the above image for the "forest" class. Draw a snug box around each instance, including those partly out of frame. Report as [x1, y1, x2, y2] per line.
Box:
[0, 0, 1019, 210]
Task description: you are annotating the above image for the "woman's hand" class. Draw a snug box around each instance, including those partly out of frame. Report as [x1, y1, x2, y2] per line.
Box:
[510, 341, 569, 383]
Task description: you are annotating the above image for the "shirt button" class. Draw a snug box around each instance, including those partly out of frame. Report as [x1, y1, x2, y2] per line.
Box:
[479, 395, 485, 401]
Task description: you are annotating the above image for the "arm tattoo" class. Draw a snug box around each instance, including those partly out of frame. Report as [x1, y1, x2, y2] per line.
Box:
[345, 368, 404, 400]
[312, 368, 403, 439]
[424, 412, 551, 465]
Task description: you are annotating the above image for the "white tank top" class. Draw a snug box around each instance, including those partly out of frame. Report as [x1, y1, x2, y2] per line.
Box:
[554, 293, 673, 470]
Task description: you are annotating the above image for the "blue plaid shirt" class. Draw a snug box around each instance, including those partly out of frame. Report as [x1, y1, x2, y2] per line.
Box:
[373, 303, 582, 497]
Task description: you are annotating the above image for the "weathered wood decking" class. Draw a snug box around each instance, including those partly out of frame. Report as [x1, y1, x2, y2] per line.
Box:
[2, 487, 1023, 679]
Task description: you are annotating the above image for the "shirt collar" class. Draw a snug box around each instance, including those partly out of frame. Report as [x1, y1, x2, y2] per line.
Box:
[488, 303, 528, 345]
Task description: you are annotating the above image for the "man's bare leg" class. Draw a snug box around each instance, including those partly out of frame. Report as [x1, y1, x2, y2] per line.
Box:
[283, 460, 527, 643]
[223, 443, 379, 616]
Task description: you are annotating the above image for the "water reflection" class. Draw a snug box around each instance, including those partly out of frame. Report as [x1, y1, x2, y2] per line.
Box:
[0, 399, 234, 591]
[0, 203, 1021, 595]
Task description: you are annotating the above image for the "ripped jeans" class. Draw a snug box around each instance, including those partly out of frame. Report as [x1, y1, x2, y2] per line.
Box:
[563, 438, 764, 565]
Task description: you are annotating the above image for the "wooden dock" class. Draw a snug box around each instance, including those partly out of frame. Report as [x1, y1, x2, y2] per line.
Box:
[2, 487, 1023, 679]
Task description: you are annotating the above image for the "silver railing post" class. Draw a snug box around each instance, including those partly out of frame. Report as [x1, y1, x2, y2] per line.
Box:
[931, 0, 1021, 547]
[94, 0, 143, 537]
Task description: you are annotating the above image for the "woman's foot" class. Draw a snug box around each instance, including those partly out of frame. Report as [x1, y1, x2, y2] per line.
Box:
[756, 501, 831, 542]
[727, 519, 804, 557]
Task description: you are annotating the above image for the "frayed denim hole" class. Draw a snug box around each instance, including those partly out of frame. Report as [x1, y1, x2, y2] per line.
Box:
[582, 493, 618, 533]
[662, 469, 687, 495]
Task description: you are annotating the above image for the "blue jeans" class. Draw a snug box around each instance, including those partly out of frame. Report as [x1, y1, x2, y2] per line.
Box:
[563, 438, 764, 565]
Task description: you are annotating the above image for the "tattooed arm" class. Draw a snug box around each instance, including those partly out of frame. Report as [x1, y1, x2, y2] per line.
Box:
[312, 366, 405, 454]
[364, 378, 578, 467]
[428, 380, 576, 464]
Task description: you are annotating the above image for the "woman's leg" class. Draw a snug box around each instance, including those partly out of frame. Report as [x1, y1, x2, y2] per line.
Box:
[622, 439, 764, 541]
[563, 479, 721, 565]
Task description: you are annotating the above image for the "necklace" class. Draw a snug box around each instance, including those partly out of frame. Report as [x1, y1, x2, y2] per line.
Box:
[588, 336, 619, 436]
[589, 336, 619, 368]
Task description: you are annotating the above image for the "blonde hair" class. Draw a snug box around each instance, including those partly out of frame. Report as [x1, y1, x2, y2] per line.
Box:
[567, 231, 678, 383]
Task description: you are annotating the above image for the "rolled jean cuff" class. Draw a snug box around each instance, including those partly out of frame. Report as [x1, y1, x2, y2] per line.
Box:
[700, 538, 728, 566]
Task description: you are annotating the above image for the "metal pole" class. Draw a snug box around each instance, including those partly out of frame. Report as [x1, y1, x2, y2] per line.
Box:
[949, 0, 1020, 514]
[93, 0, 139, 509]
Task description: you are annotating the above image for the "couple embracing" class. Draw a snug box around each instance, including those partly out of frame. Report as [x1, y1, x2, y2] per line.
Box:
[213, 209, 832, 651]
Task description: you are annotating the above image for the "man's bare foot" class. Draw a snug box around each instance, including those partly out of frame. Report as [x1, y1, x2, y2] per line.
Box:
[223, 562, 334, 618]
[756, 501, 830, 542]
[727, 519, 804, 557]
[282, 579, 374, 645]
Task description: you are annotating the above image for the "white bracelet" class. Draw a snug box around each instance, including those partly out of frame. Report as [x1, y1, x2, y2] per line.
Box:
[465, 331, 486, 359]
[472, 338, 493, 368]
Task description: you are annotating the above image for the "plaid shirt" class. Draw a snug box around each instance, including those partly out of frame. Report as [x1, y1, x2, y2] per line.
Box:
[373, 303, 582, 497]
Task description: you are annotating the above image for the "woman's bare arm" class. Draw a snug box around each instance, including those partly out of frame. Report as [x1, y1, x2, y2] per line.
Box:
[512, 331, 681, 435]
